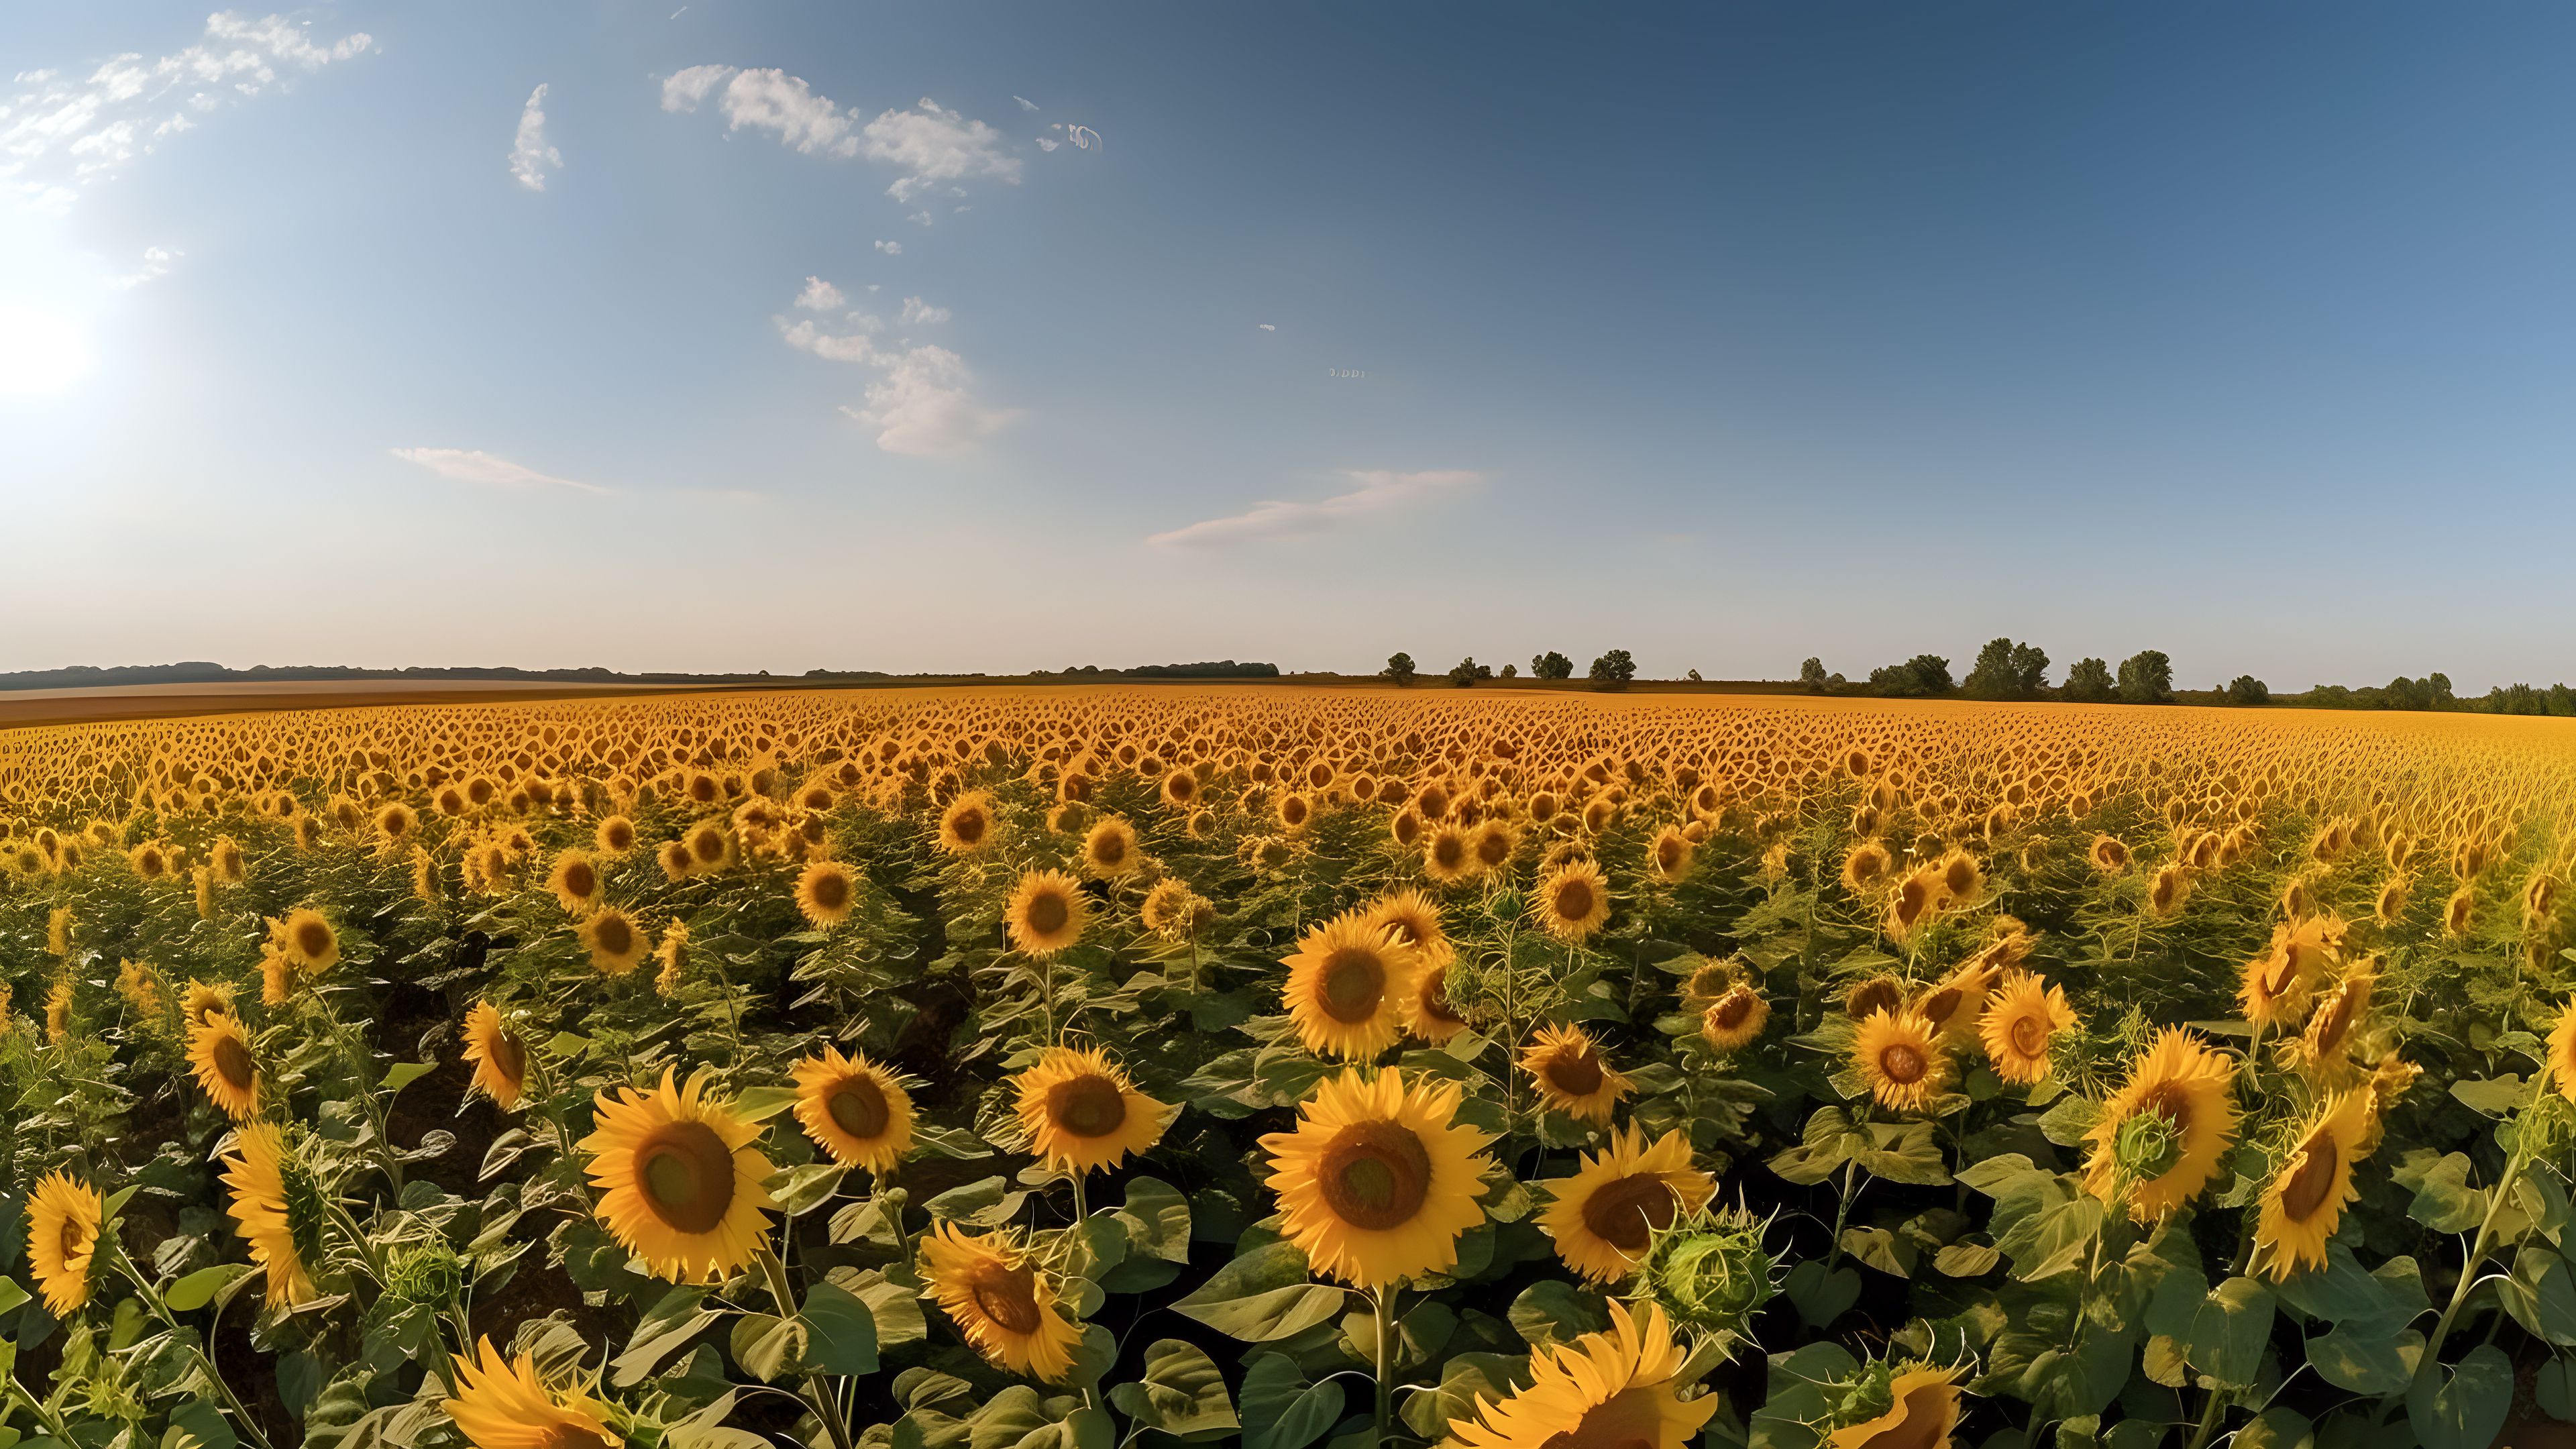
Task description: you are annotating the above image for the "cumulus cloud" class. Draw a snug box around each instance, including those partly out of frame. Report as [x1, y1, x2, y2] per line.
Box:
[1147, 470, 1485, 549]
[777, 317, 877, 363]
[508, 83, 561, 191]
[874, 239, 902, 255]
[111, 246, 180, 288]
[862, 99, 1020, 201]
[1, 11, 373, 206]
[839, 345, 1020, 456]
[900, 296, 948, 325]
[659, 64, 859, 157]
[660, 72, 1020, 207]
[390, 448, 608, 494]
[794, 276, 845, 310]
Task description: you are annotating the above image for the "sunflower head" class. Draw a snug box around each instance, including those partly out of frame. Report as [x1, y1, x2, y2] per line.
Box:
[1519, 1022, 1633, 1124]
[189, 1011, 260, 1121]
[463, 999, 529, 1110]
[1081, 818, 1141, 877]
[1535, 860, 1613, 943]
[2083, 1028, 2242, 1221]
[792, 1045, 914, 1172]
[1006, 869, 1089, 957]
[1283, 911, 1424, 1060]
[1853, 1008, 1949, 1114]
[1978, 971, 2078, 1085]
[1540, 1124, 1717, 1283]
[1820, 1361, 1967, 1449]
[1700, 985, 1770, 1053]
[796, 860, 859, 928]
[1634, 1204, 1775, 1344]
[1448, 1298, 1718, 1449]
[582, 909, 649, 975]
[920, 1223, 1083, 1382]
[1013, 1045, 1169, 1175]
[27, 1171, 104, 1317]
[1258, 1068, 1495, 1289]
[443, 1337, 623, 1449]
[276, 907, 340, 973]
[578, 1067, 780, 1283]
[2255, 1089, 2373, 1282]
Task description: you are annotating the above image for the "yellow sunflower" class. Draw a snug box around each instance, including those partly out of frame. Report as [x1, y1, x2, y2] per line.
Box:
[1700, 985, 1770, 1053]
[2083, 1028, 2241, 1221]
[1977, 971, 2077, 1085]
[1536, 859, 1614, 943]
[937, 792, 996, 853]
[276, 908, 340, 973]
[1081, 818, 1142, 878]
[2292, 963, 2375, 1089]
[2551, 998, 2576, 1105]
[1448, 1299, 1717, 1449]
[442, 1336, 622, 1449]
[188, 1011, 260, 1121]
[1909, 959, 2000, 1051]
[791, 1045, 914, 1172]
[1520, 1023, 1633, 1124]
[1363, 889, 1453, 964]
[1005, 869, 1089, 957]
[595, 814, 639, 856]
[1539, 1125, 1717, 1283]
[1646, 824, 1696, 883]
[579, 1067, 780, 1283]
[1825, 1364, 1965, 1449]
[2239, 915, 2343, 1032]
[2253, 1090, 2374, 1282]
[1854, 1009, 1949, 1114]
[221, 1123, 321, 1307]
[1405, 963, 1474, 1044]
[794, 861, 859, 928]
[581, 909, 649, 975]
[27, 1171, 103, 1317]
[1282, 911, 1423, 1060]
[920, 1222, 1083, 1382]
[259, 949, 294, 1007]
[1013, 1046, 1171, 1175]
[182, 979, 233, 1030]
[1259, 1067, 1495, 1289]
[1422, 824, 1475, 885]
[462, 1000, 529, 1110]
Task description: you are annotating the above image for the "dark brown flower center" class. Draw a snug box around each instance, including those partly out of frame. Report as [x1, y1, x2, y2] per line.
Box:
[636, 1120, 736, 1234]
[1713, 989, 1756, 1031]
[1918, 986, 1964, 1028]
[1025, 890, 1070, 937]
[2008, 1012, 2047, 1059]
[971, 1265, 1044, 1336]
[60, 1216, 87, 1258]
[1319, 948, 1387, 1022]
[296, 921, 333, 959]
[1044, 1074, 1128, 1138]
[1656, 837, 1686, 871]
[1545, 1046, 1606, 1098]
[1479, 830, 1513, 867]
[1091, 833, 1128, 868]
[1417, 967, 1465, 1026]
[1847, 979, 1902, 1020]
[563, 861, 597, 899]
[1552, 877, 1597, 923]
[1577, 1173, 1677, 1252]
[214, 1033, 255, 1091]
[2281, 1134, 2341, 1222]
[1318, 1120, 1432, 1230]
[828, 1076, 890, 1140]
[808, 870, 851, 912]
[1431, 834, 1466, 871]
[951, 808, 987, 845]
[1880, 1043, 1927, 1085]
[488, 1028, 526, 1089]
[594, 916, 636, 957]
[1538, 1388, 1660, 1449]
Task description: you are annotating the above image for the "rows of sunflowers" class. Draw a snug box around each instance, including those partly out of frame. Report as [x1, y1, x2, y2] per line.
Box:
[0, 688, 2571, 1449]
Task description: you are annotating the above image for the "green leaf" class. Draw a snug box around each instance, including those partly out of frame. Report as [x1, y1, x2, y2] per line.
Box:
[2408, 1343, 2512, 1449]
[162, 1264, 252, 1313]
[769, 1164, 847, 1218]
[1240, 1353, 1342, 1449]
[1839, 1226, 1913, 1278]
[731, 1085, 802, 1122]
[2308, 1323, 2422, 1395]
[164, 1400, 236, 1449]
[1749, 1343, 1862, 1449]
[2538, 1356, 2576, 1422]
[2508, 1246, 2576, 1346]
[1115, 1177, 1191, 1263]
[0, 1280, 26, 1318]
[2036, 1094, 2102, 1147]
[2186, 1277, 2275, 1389]
[1106, 1340, 1236, 1440]
[1168, 1243, 1346, 1342]
[2405, 1153, 2487, 1234]
[1956, 1153, 2038, 1196]
[730, 1312, 805, 1383]
[1508, 1280, 1610, 1349]
[1401, 1352, 1528, 1440]
[800, 1282, 879, 1376]
[1854, 1122, 1952, 1185]
[2271, 1244, 2395, 1325]
[1780, 1260, 1861, 1330]
[381, 1061, 435, 1093]
[612, 1289, 718, 1387]
[2449, 1075, 2531, 1116]
[2235, 1408, 2313, 1449]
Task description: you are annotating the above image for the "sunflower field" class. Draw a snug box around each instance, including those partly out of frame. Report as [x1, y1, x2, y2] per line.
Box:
[0, 688, 2571, 1449]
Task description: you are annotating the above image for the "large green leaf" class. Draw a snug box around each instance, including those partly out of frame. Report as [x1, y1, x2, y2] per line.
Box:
[2307, 1323, 2421, 1395]
[1509, 1280, 1610, 1349]
[1167, 1244, 1344, 1342]
[1116, 1177, 1192, 1263]
[1240, 1352, 1344, 1449]
[800, 1281, 879, 1376]
[2507, 1246, 2576, 1346]
[2408, 1343, 2513, 1449]
[1748, 1343, 1861, 1449]
[1105, 1340, 1236, 1440]
[2185, 1277, 2275, 1389]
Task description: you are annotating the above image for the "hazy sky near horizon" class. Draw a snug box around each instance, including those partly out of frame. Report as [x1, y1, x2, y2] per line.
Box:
[5, 3, 2575, 688]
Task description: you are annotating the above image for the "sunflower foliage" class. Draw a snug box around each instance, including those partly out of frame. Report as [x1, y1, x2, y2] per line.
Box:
[0, 696, 2570, 1449]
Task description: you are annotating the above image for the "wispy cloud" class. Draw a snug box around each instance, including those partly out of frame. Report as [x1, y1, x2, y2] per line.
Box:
[794, 276, 845, 310]
[508, 83, 561, 191]
[1, 11, 374, 209]
[111, 246, 180, 289]
[875, 239, 902, 255]
[839, 345, 1020, 456]
[1147, 470, 1485, 548]
[900, 296, 949, 325]
[777, 317, 876, 363]
[862, 99, 1019, 201]
[390, 448, 608, 495]
[659, 70, 1019, 205]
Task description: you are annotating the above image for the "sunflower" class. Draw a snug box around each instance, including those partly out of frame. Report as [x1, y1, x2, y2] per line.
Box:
[2253, 1090, 2373, 1282]
[1139, 878, 1197, 934]
[221, 1123, 321, 1307]
[920, 1222, 1083, 1381]
[547, 851, 603, 916]
[276, 908, 339, 973]
[1081, 818, 1141, 878]
[443, 1336, 622, 1449]
[2082, 1028, 2241, 1220]
[189, 1012, 260, 1120]
[792, 1045, 914, 1172]
[1845, 976, 1903, 1022]
[1448, 1299, 1717, 1449]
[1536, 859, 1613, 943]
[1853, 1009, 1949, 1114]
[2147, 863, 2190, 918]
[463, 1000, 530, 1110]
[1824, 1364, 1965, 1449]
[595, 814, 638, 856]
[1520, 1023, 1632, 1124]
[1005, 869, 1088, 957]
[2551, 999, 2576, 1106]
[1978, 971, 2076, 1085]
[1259, 1067, 1495, 1289]
[1646, 825, 1696, 883]
[2292, 963, 2375, 1088]
[1700, 985, 1769, 1053]
[182, 979, 233, 1029]
[2443, 886, 2474, 941]
[794, 861, 859, 928]
[1282, 911, 1423, 1060]
[2239, 915, 2343, 1031]
[579, 1067, 779, 1283]
[1909, 959, 2000, 1051]
[1540, 1125, 1717, 1283]
[572, 908, 647, 975]
[27, 1171, 103, 1317]
[1470, 820, 1518, 874]
[1014, 1045, 1171, 1174]
[1405, 963, 1474, 1044]
[1841, 841, 1893, 893]
[1422, 824, 1475, 884]
[1884, 868, 1941, 944]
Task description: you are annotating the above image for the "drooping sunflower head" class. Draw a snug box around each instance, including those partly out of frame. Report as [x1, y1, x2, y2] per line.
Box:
[1820, 1362, 1967, 1449]
[1005, 869, 1089, 957]
[1258, 1067, 1495, 1289]
[578, 1067, 780, 1283]
[1909, 961, 1999, 1051]
[791, 1044, 914, 1172]
[795, 860, 859, 928]
[1978, 971, 2078, 1085]
[442, 1336, 622, 1449]
[462, 999, 529, 1111]
[1519, 1022, 1633, 1124]
[920, 1223, 1083, 1382]
[2254, 1089, 2373, 1282]
[1013, 1044, 1171, 1175]
[188, 1011, 260, 1121]
[582, 909, 649, 976]
[1841, 841, 1894, 893]
[1404, 961, 1473, 1043]
[27, 1171, 104, 1318]
[221, 1122, 325, 1307]
[1081, 818, 1141, 877]
[2147, 863, 2191, 918]
[1844, 975, 1904, 1022]
[2291, 961, 2375, 1088]
[1854, 1008, 1949, 1114]
[2082, 1028, 2241, 1221]
[1535, 859, 1613, 943]
[2551, 999, 2576, 1106]
[1539, 1123, 1717, 1283]
[1448, 1299, 1719, 1449]
[1700, 985, 1770, 1053]
[182, 978, 234, 1030]
[1282, 911, 1424, 1060]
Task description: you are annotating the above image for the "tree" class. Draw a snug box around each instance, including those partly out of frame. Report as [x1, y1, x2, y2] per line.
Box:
[2063, 657, 2115, 703]
[1963, 639, 2051, 700]
[1384, 652, 1416, 687]
[1800, 657, 1830, 692]
[1532, 651, 1574, 681]
[1588, 649, 1636, 691]
[2226, 675, 2270, 706]
[2116, 650, 2174, 704]
[1500, 662, 1518, 679]
[1687, 669, 1702, 682]
[1868, 655, 1953, 698]
[1448, 657, 1492, 688]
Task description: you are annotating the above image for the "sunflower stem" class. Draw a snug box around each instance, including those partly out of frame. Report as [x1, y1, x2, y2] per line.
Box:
[113, 1250, 274, 1449]
[756, 1244, 859, 1449]
[2402, 1065, 2546, 1413]
[1373, 1283, 1399, 1442]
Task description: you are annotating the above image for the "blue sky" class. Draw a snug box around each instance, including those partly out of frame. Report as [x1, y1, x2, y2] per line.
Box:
[5, 3, 2574, 688]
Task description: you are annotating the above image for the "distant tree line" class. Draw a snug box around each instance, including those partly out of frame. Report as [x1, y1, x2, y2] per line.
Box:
[1056, 661, 1281, 678]
[1382, 649, 1635, 691]
[1807, 640, 2190, 704]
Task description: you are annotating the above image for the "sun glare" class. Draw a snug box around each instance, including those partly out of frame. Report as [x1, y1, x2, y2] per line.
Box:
[0, 301, 93, 395]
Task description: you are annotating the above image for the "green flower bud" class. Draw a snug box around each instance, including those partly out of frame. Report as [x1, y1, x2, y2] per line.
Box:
[1637, 1206, 1774, 1342]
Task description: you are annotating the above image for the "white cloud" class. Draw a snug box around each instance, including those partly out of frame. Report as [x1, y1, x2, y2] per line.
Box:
[1147, 470, 1485, 549]
[1014, 95, 1038, 111]
[1035, 137, 1058, 152]
[864, 98, 1020, 201]
[839, 344, 1019, 456]
[874, 239, 902, 255]
[659, 64, 857, 157]
[900, 296, 948, 325]
[777, 317, 877, 363]
[390, 448, 609, 494]
[1, 11, 373, 206]
[111, 246, 180, 288]
[508, 83, 561, 191]
[659, 64, 731, 111]
[794, 276, 845, 310]
[906, 209, 932, 226]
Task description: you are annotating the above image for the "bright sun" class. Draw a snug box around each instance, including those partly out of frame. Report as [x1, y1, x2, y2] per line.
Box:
[0, 300, 94, 394]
